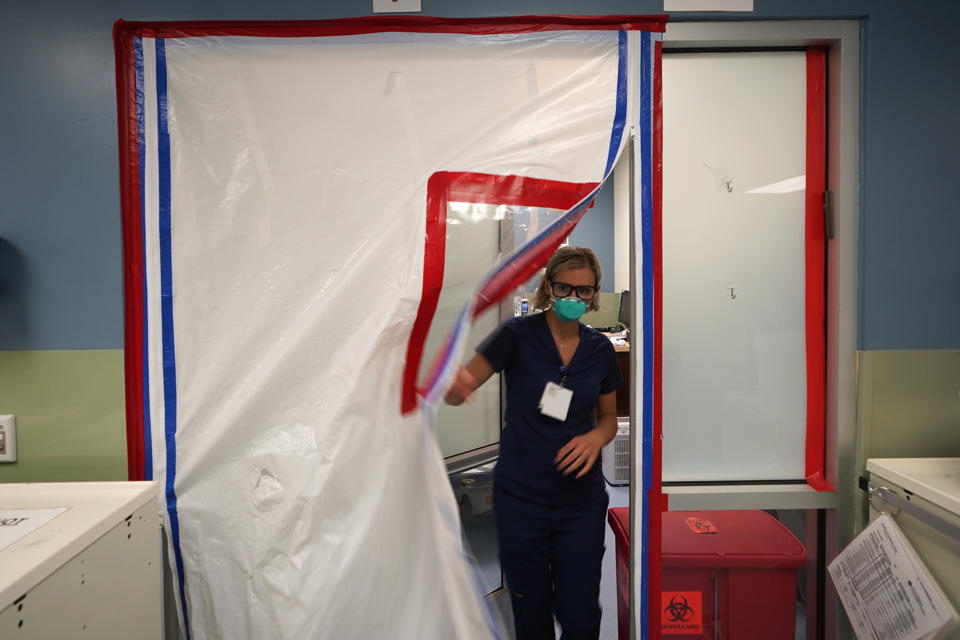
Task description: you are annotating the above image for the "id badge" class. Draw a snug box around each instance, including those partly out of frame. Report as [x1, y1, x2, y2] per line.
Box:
[539, 381, 573, 422]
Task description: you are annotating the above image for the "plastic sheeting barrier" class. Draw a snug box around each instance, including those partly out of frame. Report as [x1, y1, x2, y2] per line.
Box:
[114, 17, 664, 640]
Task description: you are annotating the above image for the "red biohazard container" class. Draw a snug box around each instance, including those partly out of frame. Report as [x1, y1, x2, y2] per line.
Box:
[607, 508, 805, 640]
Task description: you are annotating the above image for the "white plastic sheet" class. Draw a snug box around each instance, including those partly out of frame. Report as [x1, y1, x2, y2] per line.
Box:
[117, 23, 661, 640]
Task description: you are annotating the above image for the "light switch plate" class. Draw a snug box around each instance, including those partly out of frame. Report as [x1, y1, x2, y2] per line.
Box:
[0, 415, 16, 462]
[372, 0, 421, 14]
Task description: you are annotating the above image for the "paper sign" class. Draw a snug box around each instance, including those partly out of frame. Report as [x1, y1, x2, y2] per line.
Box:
[828, 514, 958, 640]
[662, 591, 703, 635]
[0, 508, 69, 551]
[664, 0, 754, 11]
[685, 516, 718, 534]
[372, 0, 421, 13]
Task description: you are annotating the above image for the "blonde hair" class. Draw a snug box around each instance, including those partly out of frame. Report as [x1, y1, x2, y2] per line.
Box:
[530, 245, 602, 312]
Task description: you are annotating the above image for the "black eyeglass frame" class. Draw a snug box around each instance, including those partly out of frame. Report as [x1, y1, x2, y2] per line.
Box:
[549, 281, 598, 300]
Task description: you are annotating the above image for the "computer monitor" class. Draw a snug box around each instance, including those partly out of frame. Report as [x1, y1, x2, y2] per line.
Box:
[617, 290, 630, 328]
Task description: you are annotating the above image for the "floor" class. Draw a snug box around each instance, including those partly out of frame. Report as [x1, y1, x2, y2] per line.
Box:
[600, 483, 630, 640]
[475, 481, 629, 640]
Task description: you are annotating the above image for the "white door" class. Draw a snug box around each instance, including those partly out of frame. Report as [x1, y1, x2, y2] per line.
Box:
[661, 51, 813, 482]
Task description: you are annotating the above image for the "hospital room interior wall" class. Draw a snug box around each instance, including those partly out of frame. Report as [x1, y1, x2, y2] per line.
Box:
[852, 349, 960, 531]
[0, 350, 127, 483]
[569, 179, 615, 293]
[1, 0, 958, 488]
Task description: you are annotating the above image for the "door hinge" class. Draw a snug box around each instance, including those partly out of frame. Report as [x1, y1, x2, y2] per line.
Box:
[823, 190, 835, 239]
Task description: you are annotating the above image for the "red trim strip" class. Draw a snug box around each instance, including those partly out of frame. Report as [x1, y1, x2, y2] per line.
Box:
[401, 171, 600, 414]
[804, 48, 830, 491]
[443, 172, 598, 209]
[114, 15, 667, 40]
[649, 38, 665, 640]
[401, 172, 450, 414]
[113, 24, 146, 481]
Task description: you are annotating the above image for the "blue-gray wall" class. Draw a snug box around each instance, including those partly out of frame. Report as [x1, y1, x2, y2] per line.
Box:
[1, 0, 958, 351]
[570, 180, 616, 293]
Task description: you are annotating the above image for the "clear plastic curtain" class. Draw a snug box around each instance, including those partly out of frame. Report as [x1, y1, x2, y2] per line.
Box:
[115, 18, 663, 640]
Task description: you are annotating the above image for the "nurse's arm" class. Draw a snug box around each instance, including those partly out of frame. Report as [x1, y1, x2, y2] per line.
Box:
[444, 354, 495, 406]
[593, 390, 619, 446]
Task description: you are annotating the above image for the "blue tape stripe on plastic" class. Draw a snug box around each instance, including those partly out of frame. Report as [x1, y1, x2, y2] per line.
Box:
[156, 38, 192, 640]
[604, 30, 629, 176]
[134, 37, 153, 482]
[639, 29, 654, 636]
[459, 34, 629, 310]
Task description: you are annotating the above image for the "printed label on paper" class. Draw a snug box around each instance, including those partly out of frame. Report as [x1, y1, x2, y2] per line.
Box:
[0, 508, 68, 551]
[828, 513, 958, 640]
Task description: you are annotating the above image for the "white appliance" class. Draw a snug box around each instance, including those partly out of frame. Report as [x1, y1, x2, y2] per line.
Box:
[0, 481, 162, 639]
[866, 457, 960, 638]
[602, 418, 631, 486]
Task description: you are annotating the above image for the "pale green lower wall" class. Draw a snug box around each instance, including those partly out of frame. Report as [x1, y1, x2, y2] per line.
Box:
[853, 349, 960, 530]
[0, 350, 127, 483]
[3, 346, 957, 511]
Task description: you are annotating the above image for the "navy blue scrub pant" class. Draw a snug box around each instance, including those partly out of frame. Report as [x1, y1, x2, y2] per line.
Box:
[494, 487, 609, 640]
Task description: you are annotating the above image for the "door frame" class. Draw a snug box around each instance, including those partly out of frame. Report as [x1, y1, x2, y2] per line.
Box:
[632, 19, 860, 640]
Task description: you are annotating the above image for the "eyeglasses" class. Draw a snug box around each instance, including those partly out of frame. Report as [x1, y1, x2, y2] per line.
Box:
[549, 281, 597, 300]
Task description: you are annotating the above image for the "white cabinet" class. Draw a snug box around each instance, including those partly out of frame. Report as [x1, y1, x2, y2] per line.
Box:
[0, 481, 162, 639]
[866, 457, 960, 631]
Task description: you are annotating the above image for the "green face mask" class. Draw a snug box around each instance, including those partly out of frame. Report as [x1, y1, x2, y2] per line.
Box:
[553, 296, 588, 322]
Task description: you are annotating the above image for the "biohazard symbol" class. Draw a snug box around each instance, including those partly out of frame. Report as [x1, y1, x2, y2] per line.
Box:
[664, 595, 695, 622]
[661, 591, 702, 634]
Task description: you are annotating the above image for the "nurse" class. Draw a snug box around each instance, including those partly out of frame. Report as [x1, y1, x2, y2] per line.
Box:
[445, 245, 622, 640]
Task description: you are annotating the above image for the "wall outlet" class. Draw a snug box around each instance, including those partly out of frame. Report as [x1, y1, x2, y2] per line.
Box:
[0, 415, 16, 462]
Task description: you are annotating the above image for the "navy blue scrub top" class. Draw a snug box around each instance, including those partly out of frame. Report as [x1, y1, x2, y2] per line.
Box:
[478, 312, 623, 507]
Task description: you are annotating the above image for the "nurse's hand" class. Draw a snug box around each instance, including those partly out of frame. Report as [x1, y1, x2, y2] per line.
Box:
[444, 355, 495, 407]
[555, 430, 606, 478]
